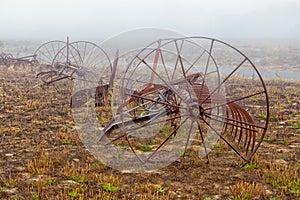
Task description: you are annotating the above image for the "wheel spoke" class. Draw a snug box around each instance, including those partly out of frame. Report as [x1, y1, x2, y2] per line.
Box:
[201, 118, 247, 161]
[203, 90, 266, 111]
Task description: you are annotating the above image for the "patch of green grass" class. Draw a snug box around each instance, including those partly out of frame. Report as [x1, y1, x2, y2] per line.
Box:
[101, 118, 109, 125]
[176, 150, 191, 157]
[5, 179, 18, 188]
[160, 125, 174, 138]
[258, 114, 267, 120]
[120, 145, 129, 150]
[290, 181, 300, 196]
[102, 183, 121, 192]
[241, 162, 258, 170]
[263, 138, 271, 142]
[68, 190, 79, 198]
[210, 150, 226, 155]
[249, 97, 258, 102]
[156, 187, 165, 193]
[31, 193, 40, 200]
[263, 163, 299, 196]
[0, 187, 3, 198]
[69, 174, 87, 183]
[61, 140, 75, 145]
[292, 125, 300, 129]
[13, 196, 21, 200]
[67, 126, 74, 131]
[42, 179, 56, 186]
[91, 161, 102, 167]
[277, 141, 289, 146]
[136, 145, 152, 152]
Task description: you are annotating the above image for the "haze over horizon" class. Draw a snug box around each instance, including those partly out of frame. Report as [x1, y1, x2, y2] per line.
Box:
[0, 0, 299, 42]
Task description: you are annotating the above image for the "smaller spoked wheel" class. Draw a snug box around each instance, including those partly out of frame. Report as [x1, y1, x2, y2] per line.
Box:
[52, 41, 112, 84]
[42, 41, 112, 96]
[34, 40, 67, 72]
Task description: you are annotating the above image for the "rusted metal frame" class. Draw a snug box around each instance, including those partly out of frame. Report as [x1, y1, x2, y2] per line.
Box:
[100, 91, 182, 139]
[101, 106, 185, 142]
[107, 113, 184, 145]
[123, 90, 181, 111]
[117, 72, 202, 114]
[148, 40, 161, 86]
[109, 50, 119, 88]
[124, 111, 182, 135]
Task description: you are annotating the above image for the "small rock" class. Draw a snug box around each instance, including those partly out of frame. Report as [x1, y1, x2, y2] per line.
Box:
[277, 149, 283, 153]
[3, 188, 17, 194]
[264, 189, 273, 195]
[16, 166, 25, 171]
[62, 180, 80, 185]
[73, 158, 80, 162]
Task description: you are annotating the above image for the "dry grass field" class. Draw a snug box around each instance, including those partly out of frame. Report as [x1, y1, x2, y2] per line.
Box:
[0, 65, 299, 199]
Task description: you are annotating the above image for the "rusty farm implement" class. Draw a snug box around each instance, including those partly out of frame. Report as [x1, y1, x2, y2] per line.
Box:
[32, 36, 269, 172]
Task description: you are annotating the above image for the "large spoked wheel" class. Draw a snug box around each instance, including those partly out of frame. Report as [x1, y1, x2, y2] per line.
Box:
[96, 38, 225, 172]
[34, 40, 67, 72]
[111, 37, 268, 168]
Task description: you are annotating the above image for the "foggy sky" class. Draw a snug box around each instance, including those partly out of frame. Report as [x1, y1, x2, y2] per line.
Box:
[0, 0, 299, 41]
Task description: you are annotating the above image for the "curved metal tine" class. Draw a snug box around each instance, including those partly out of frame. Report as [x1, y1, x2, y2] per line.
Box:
[205, 112, 265, 130]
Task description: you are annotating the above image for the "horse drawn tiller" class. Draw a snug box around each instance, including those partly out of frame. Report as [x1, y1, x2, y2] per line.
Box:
[33, 36, 269, 172]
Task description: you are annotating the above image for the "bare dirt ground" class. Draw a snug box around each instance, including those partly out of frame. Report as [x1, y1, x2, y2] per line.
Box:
[0, 66, 299, 200]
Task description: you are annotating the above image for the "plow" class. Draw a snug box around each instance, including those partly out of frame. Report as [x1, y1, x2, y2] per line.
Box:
[0, 52, 37, 67]
[1, 35, 269, 171]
